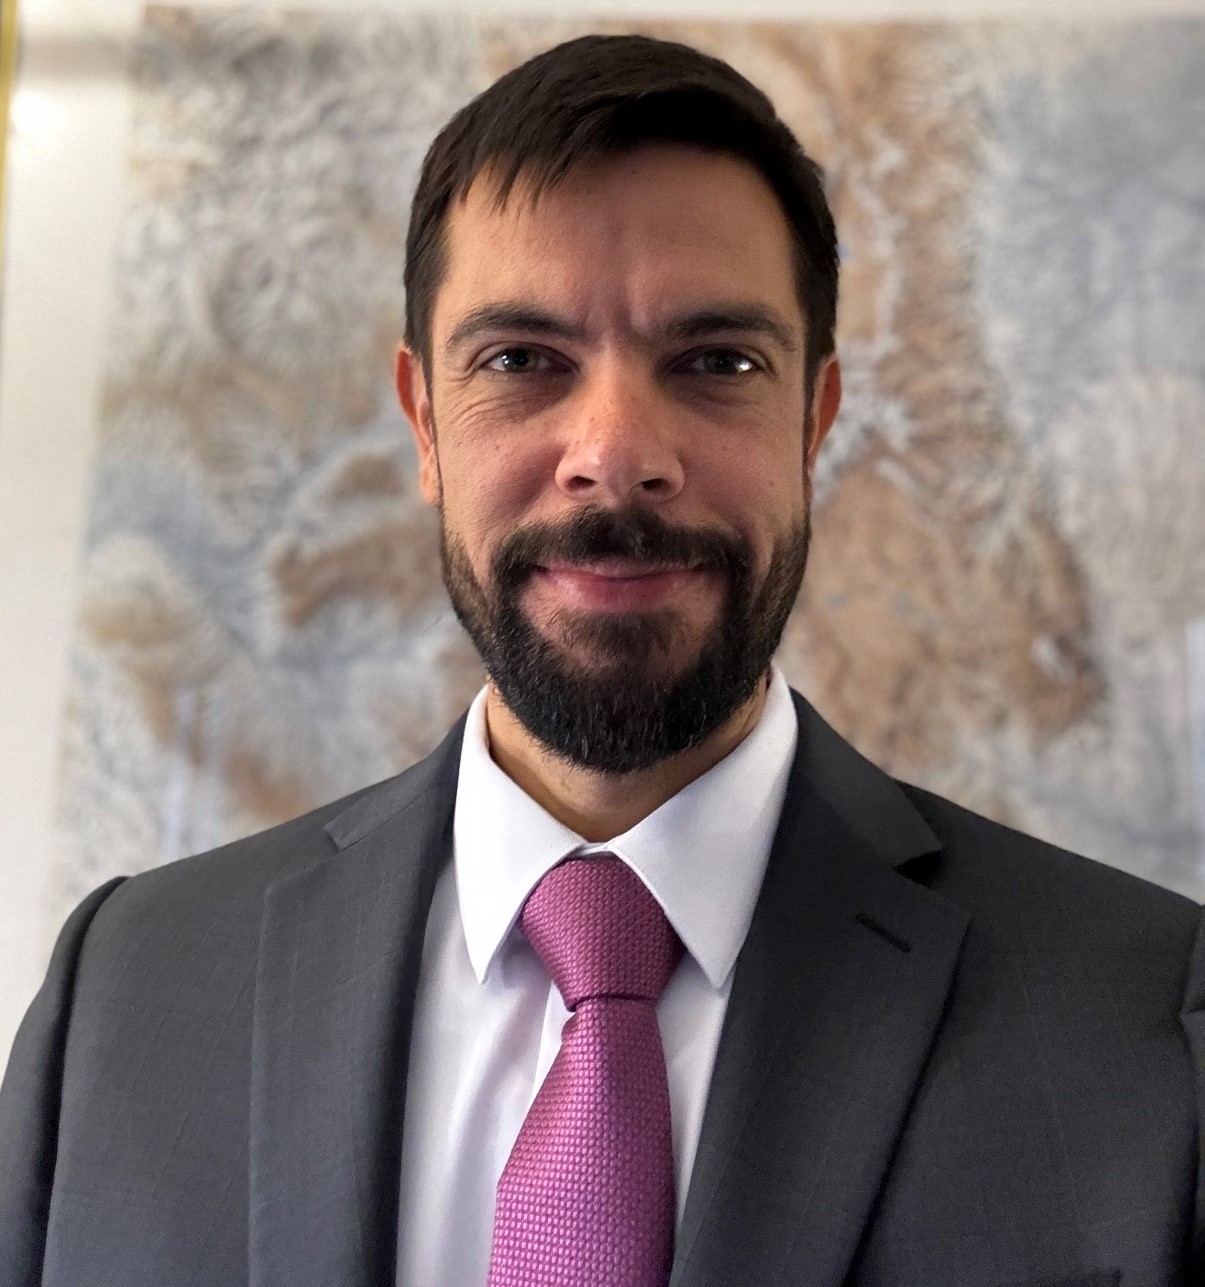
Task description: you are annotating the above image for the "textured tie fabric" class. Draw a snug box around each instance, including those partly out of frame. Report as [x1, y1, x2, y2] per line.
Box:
[487, 855, 685, 1287]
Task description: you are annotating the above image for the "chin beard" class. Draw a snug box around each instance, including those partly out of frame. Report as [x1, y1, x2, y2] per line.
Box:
[441, 506, 809, 774]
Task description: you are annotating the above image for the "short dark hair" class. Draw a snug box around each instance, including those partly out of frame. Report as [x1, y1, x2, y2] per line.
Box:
[403, 33, 839, 388]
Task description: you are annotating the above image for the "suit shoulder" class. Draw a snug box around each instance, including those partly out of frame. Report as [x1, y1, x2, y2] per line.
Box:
[76, 778, 387, 957]
[65, 714, 466, 985]
[897, 779, 1200, 949]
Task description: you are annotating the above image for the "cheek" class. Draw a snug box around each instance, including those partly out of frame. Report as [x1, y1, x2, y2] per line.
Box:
[435, 434, 552, 573]
[699, 438, 805, 540]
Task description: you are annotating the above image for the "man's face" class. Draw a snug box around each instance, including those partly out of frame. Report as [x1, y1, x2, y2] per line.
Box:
[397, 144, 840, 771]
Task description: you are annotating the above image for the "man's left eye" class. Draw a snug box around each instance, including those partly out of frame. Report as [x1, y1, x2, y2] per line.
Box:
[680, 349, 760, 376]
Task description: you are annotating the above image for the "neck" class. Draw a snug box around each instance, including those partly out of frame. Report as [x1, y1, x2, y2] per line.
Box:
[483, 672, 772, 842]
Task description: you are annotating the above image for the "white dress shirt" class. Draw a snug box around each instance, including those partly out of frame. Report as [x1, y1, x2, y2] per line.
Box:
[394, 666, 798, 1285]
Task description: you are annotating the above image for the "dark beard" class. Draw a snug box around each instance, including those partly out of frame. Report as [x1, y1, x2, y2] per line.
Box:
[441, 506, 809, 774]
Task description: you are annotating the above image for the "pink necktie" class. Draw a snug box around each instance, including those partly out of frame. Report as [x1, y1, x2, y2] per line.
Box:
[487, 855, 685, 1287]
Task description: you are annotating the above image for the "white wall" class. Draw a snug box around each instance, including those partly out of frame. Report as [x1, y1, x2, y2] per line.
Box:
[3, 0, 1205, 1072]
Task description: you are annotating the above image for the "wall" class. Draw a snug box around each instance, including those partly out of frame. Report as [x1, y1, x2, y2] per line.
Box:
[3, 0, 1204, 1071]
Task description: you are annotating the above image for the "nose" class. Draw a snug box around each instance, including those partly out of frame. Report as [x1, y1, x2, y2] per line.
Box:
[554, 362, 686, 506]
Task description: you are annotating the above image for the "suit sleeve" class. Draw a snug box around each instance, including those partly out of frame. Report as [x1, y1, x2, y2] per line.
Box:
[0, 878, 126, 1287]
[1181, 901, 1205, 1280]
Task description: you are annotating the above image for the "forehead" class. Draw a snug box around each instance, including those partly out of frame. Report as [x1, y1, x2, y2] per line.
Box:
[433, 145, 802, 343]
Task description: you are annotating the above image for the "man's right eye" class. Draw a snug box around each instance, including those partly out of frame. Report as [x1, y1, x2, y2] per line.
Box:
[483, 347, 557, 374]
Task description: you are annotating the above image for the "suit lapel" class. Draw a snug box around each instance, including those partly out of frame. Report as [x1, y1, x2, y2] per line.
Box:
[249, 719, 464, 1287]
[672, 693, 970, 1287]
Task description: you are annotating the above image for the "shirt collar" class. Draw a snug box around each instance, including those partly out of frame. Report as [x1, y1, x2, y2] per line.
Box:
[453, 666, 798, 990]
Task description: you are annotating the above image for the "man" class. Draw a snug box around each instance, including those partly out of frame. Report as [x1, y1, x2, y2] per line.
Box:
[1, 31, 1202, 1287]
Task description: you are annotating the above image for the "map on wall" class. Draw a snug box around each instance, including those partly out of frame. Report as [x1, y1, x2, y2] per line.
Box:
[52, 6, 1205, 917]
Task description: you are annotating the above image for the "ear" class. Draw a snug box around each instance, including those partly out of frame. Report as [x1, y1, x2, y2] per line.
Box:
[395, 344, 441, 506]
[805, 353, 842, 480]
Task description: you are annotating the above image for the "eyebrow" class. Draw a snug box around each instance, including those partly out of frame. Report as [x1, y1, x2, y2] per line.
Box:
[443, 300, 800, 357]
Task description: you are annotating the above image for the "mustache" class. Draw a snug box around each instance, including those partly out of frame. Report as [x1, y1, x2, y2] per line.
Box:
[492, 507, 751, 591]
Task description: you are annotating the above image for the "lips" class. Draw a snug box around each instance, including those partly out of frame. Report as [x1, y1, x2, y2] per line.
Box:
[532, 559, 706, 612]
[541, 558, 694, 579]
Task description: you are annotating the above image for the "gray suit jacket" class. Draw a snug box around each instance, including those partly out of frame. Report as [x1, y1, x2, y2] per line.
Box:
[2, 691, 1203, 1287]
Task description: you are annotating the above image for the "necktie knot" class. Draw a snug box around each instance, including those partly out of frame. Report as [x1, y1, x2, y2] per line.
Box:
[520, 855, 683, 1011]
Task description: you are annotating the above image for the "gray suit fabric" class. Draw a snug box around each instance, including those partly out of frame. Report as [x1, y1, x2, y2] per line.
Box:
[2, 690, 1203, 1286]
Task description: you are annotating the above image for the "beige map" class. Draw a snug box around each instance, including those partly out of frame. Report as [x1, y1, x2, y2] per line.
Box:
[52, 8, 1205, 916]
